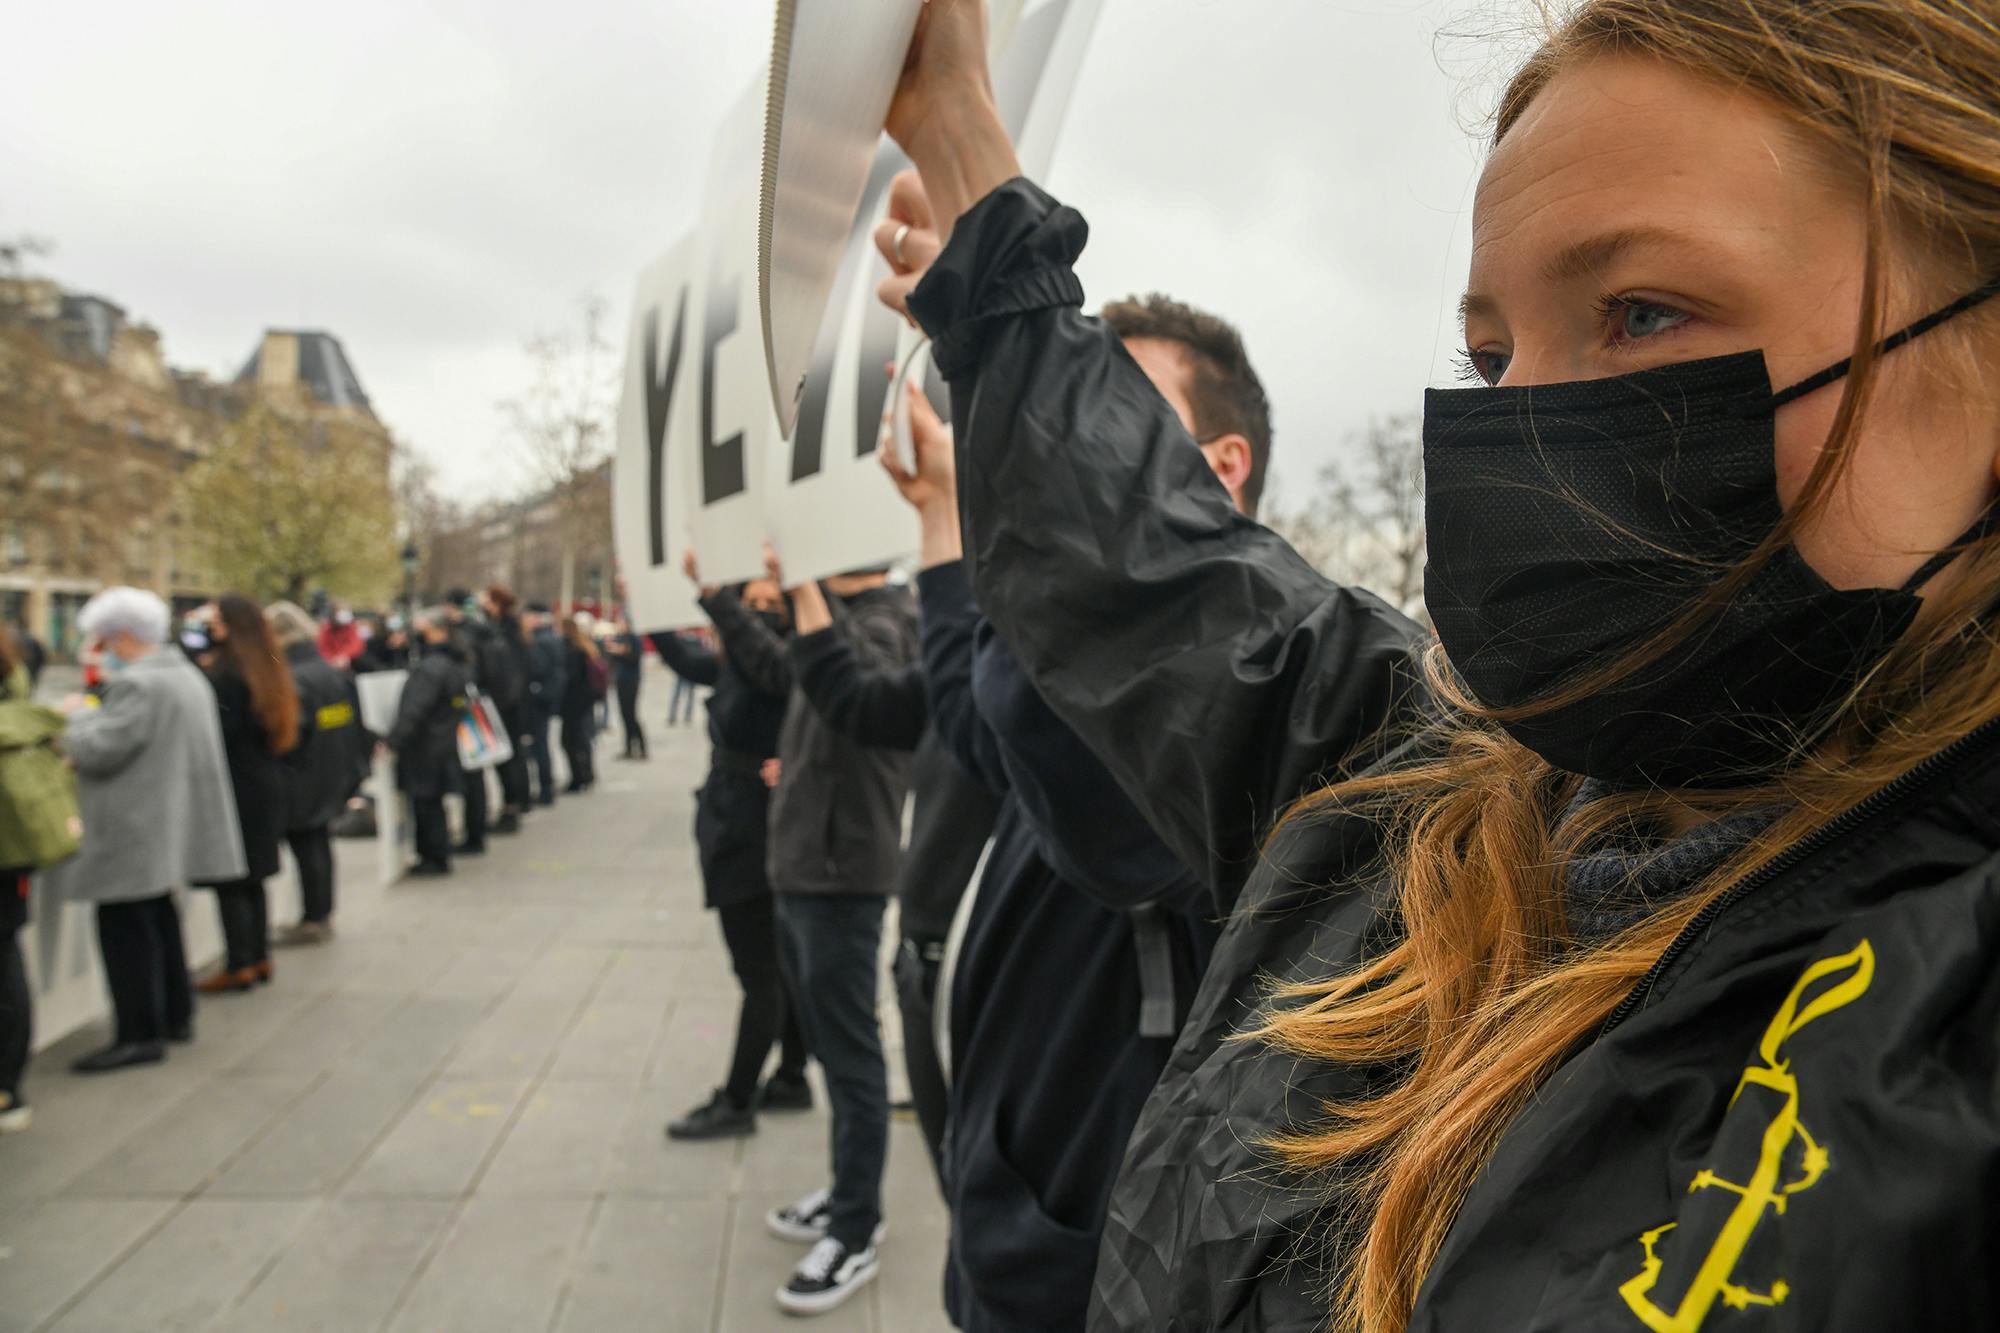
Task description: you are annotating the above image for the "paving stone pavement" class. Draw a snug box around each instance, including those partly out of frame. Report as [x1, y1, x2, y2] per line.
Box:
[0, 704, 955, 1333]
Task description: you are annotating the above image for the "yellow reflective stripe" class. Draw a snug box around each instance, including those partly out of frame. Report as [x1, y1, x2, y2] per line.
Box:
[315, 702, 355, 730]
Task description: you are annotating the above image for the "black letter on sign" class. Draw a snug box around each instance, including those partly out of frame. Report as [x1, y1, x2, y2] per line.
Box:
[643, 289, 687, 568]
[701, 275, 746, 505]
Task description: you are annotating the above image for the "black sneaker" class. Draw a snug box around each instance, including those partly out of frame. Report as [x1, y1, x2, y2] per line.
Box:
[451, 841, 487, 856]
[765, 1187, 833, 1243]
[665, 1089, 755, 1141]
[758, 1071, 813, 1113]
[776, 1237, 880, 1315]
[407, 860, 452, 879]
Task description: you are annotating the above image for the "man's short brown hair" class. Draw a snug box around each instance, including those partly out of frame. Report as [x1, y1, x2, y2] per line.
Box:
[1101, 293, 1274, 515]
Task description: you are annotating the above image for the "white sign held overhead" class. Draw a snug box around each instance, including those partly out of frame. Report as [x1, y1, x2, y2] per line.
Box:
[612, 0, 1105, 635]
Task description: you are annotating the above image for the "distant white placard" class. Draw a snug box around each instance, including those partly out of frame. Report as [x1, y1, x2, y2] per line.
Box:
[354, 668, 407, 737]
[612, 0, 1105, 633]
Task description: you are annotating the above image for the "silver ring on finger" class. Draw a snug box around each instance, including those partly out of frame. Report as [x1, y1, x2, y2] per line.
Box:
[892, 223, 912, 269]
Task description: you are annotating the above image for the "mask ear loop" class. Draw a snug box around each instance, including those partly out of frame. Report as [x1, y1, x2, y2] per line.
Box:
[1765, 274, 2000, 413]
[1901, 505, 2000, 593]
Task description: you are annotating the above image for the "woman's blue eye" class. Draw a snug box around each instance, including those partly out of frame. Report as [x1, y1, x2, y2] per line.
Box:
[1602, 296, 1692, 342]
[1455, 349, 1509, 386]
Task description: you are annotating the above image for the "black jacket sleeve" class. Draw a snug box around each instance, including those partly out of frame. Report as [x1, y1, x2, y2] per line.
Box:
[700, 590, 793, 697]
[916, 561, 1010, 795]
[908, 179, 1428, 899]
[651, 630, 720, 688]
[791, 629, 928, 751]
[386, 659, 442, 754]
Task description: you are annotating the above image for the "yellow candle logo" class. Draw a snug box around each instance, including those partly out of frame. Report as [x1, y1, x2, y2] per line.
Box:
[1619, 939, 1875, 1332]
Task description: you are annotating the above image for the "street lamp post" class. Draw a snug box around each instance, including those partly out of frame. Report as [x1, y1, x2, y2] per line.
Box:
[401, 541, 419, 629]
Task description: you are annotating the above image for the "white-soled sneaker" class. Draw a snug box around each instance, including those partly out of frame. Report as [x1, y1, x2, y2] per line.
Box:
[0, 1094, 29, 1134]
[766, 1187, 833, 1243]
[776, 1237, 879, 1316]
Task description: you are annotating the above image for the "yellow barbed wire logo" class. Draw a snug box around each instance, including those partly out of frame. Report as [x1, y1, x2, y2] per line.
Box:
[1619, 938, 1875, 1332]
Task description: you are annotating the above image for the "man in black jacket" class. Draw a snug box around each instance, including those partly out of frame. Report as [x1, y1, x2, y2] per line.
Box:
[873, 275, 1270, 1331]
[386, 607, 469, 878]
[698, 558, 919, 1316]
[521, 603, 566, 806]
[442, 589, 520, 848]
[265, 602, 369, 944]
[654, 580, 814, 1142]
[783, 571, 1001, 1184]
[478, 585, 534, 825]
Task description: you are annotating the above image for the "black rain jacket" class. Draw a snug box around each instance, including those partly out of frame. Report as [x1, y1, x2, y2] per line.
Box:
[706, 584, 919, 898]
[387, 644, 468, 801]
[910, 178, 2000, 1332]
[788, 624, 1000, 940]
[654, 615, 790, 911]
[919, 558, 1217, 1333]
[281, 640, 369, 832]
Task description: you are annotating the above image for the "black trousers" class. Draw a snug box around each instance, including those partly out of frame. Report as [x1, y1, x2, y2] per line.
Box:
[615, 677, 646, 756]
[412, 796, 451, 867]
[894, 940, 949, 1184]
[716, 895, 808, 1107]
[496, 702, 532, 811]
[460, 765, 489, 849]
[95, 894, 193, 1045]
[1, 931, 27, 1102]
[210, 878, 270, 971]
[289, 826, 335, 923]
[560, 712, 595, 788]
[526, 705, 558, 803]
[774, 892, 888, 1251]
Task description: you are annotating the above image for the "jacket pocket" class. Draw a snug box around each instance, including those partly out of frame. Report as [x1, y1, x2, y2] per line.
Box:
[953, 1102, 1100, 1329]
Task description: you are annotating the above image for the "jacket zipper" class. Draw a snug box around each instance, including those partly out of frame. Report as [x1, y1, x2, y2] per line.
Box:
[1598, 713, 2000, 1037]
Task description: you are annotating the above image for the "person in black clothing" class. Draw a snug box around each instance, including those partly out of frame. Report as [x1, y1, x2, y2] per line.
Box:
[442, 588, 518, 851]
[193, 595, 301, 993]
[782, 568, 1001, 1183]
[606, 615, 648, 759]
[522, 604, 567, 805]
[6, 621, 44, 690]
[479, 585, 535, 822]
[828, 306, 1249, 1331]
[696, 551, 919, 1315]
[557, 614, 600, 792]
[264, 602, 369, 945]
[386, 608, 469, 877]
[655, 576, 814, 1142]
[350, 617, 409, 675]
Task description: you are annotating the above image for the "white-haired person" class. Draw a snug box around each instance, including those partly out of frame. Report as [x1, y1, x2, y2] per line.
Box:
[58, 586, 246, 1072]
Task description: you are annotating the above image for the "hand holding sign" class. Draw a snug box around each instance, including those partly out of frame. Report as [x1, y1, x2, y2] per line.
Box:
[886, 0, 1023, 238]
[881, 374, 964, 569]
[874, 171, 943, 327]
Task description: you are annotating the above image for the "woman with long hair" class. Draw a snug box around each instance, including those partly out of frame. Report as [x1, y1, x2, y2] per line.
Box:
[886, 1, 2000, 1327]
[558, 612, 601, 793]
[0, 625, 41, 1128]
[196, 593, 299, 993]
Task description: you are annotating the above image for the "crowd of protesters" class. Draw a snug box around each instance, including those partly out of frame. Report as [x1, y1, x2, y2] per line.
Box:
[0, 584, 638, 1116]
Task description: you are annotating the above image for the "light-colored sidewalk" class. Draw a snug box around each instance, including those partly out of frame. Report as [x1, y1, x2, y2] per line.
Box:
[0, 710, 953, 1333]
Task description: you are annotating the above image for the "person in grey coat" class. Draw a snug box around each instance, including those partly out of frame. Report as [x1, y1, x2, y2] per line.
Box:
[56, 587, 246, 1073]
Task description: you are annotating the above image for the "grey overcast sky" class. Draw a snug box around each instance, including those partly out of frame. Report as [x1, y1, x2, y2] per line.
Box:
[3, 0, 1536, 507]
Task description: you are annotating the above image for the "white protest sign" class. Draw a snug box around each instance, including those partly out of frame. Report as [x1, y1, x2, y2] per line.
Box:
[612, 0, 1104, 633]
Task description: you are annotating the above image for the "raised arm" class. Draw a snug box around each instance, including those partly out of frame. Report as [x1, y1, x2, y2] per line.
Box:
[903, 182, 1425, 898]
[699, 589, 793, 698]
[791, 630, 928, 751]
[650, 630, 719, 688]
[916, 560, 1009, 795]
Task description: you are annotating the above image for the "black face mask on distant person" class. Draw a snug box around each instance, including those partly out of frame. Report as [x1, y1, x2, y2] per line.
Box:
[1421, 279, 2000, 788]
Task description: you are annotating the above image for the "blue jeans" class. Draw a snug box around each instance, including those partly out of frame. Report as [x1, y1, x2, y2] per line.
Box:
[773, 892, 888, 1251]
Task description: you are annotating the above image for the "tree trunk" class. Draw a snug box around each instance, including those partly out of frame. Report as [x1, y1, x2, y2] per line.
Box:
[559, 541, 575, 614]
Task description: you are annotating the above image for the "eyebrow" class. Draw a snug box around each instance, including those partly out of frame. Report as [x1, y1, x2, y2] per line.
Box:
[1458, 225, 1715, 330]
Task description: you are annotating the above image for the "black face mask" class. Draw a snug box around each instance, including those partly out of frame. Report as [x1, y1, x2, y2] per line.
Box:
[755, 609, 789, 637]
[1423, 279, 2000, 788]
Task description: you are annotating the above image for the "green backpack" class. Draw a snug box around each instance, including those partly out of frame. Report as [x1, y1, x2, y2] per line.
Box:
[0, 666, 82, 869]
